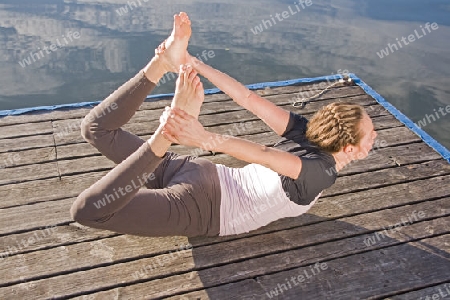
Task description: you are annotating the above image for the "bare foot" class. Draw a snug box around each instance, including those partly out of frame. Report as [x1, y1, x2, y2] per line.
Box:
[156, 12, 191, 73]
[171, 64, 204, 119]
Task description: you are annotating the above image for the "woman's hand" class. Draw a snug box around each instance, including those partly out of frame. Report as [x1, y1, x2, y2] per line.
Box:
[160, 107, 210, 148]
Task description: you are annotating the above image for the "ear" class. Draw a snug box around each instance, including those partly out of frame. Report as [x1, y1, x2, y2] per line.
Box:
[342, 144, 355, 154]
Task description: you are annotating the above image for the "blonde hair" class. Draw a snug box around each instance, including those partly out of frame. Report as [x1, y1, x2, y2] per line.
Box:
[305, 102, 366, 153]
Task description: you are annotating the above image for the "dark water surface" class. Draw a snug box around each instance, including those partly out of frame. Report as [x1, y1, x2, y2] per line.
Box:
[0, 0, 449, 149]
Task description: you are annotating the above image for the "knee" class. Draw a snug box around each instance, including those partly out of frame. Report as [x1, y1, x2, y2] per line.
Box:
[80, 114, 107, 145]
[70, 197, 87, 224]
[70, 193, 95, 225]
[70, 191, 114, 226]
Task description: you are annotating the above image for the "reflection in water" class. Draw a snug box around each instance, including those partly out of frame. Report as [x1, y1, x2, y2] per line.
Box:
[0, 0, 449, 148]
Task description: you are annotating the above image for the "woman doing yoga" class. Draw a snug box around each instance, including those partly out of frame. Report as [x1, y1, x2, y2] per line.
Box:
[70, 12, 378, 237]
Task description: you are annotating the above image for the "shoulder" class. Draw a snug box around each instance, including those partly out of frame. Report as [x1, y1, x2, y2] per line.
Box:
[281, 111, 309, 139]
[282, 153, 337, 206]
[298, 155, 337, 186]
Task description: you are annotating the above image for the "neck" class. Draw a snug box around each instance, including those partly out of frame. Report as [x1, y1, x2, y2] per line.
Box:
[331, 152, 353, 173]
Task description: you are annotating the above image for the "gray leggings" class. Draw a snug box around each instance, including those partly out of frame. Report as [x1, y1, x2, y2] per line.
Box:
[70, 70, 222, 237]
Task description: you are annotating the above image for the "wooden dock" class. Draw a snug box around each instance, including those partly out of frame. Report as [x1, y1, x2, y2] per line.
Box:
[0, 78, 449, 299]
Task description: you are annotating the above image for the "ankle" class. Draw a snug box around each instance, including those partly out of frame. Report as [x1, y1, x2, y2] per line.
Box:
[143, 56, 170, 84]
[147, 126, 172, 158]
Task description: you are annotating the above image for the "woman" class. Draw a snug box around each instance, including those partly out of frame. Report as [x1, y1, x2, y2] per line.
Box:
[70, 12, 377, 237]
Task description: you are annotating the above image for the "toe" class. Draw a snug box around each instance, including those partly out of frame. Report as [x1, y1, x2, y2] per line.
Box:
[195, 81, 204, 95]
[179, 12, 191, 26]
[184, 65, 194, 82]
[182, 65, 190, 85]
[192, 76, 200, 86]
[188, 69, 198, 82]
[178, 66, 186, 86]
[180, 12, 189, 21]
[173, 14, 181, 28]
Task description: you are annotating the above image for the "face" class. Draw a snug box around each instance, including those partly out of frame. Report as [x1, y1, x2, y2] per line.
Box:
[351, 113, 377, 160]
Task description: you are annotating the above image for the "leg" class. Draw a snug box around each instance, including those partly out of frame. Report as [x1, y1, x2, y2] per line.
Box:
[82, 11, 193, 164]
[81, 70, 156, 165]
[72, 65, 207, 220]
[72, 46, 207, 228]
[73, 156, 221, 237]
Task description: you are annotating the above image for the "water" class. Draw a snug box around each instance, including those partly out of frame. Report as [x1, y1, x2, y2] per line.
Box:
[0, 0, 449, 149]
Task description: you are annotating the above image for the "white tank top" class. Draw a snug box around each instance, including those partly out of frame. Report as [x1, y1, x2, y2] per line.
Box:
[215, 163, 322, 236]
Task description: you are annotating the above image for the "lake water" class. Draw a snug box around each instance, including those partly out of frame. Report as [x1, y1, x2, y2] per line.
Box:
[0, 0, 449, 149]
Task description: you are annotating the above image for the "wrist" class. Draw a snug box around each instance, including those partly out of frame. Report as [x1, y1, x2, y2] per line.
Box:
[199, 131, 217, 152]
[189, 55, 203, 69]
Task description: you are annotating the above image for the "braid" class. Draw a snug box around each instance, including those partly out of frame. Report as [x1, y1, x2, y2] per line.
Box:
[306, 102, 365, 153]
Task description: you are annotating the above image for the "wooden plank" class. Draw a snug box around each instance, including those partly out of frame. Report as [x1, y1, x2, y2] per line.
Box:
[387, 282, 450, 300]
[1, 195, 447, 298]
[0, 223, 116, 259]
[325, 159, 450, 197]
[355, 141, 441, 166]
[335, 142, 442, 176]
[74, 279, 266, 300]
[0, 108, 93, 127]
[0, 161, 59, 186]
[58, 156, 115, 177]
[0, 232, 191, 286]
[254, 234, 450, 299]
[0, 122, 53, 140]
[0, 198, 73, 235]
[52, 118, 84, 146]
[0, 171, 107, 209]
[0, 147, 56, 168]
[0, 134, 54, 154]
[370, 113, 405, 130]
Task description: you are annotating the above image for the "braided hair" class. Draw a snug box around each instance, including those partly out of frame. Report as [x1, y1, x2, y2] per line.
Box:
[305, 102, 366, 153]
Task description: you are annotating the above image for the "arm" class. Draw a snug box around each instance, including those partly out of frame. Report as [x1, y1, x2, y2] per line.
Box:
[189, 56, 291, 136]
[162, 108, 302, 179]
[206, 132, 302, 179]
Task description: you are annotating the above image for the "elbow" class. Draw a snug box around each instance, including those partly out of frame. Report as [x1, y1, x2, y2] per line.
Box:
[259, 145, 273, 168]
[245, 92, 258, 112]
